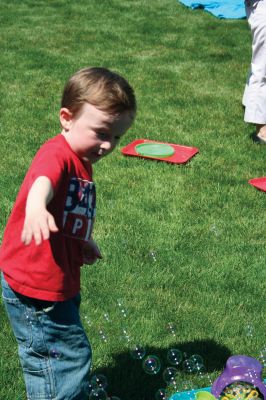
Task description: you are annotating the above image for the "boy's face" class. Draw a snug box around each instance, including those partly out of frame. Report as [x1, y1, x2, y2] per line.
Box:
[60, 103, 135, 164]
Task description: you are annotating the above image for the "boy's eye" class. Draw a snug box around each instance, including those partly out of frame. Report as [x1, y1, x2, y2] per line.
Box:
[97, 132, 109, 141]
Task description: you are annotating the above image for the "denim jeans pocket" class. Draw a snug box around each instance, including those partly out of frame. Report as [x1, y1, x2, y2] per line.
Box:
[19, 346, 56, 399]
[1, 277, 33, 348]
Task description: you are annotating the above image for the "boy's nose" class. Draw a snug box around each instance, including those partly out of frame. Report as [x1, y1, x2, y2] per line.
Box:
[101, 141, 112, 151]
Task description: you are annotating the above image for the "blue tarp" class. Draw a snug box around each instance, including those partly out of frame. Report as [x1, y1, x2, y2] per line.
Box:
[177, 0, 246, 19]
[170, 387, 211, 400]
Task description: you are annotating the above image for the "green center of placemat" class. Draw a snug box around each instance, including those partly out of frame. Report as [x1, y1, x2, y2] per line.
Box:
[135, 143, 175, 158]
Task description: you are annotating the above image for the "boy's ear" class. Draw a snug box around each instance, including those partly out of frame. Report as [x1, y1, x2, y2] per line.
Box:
[60, 108, 73, 131]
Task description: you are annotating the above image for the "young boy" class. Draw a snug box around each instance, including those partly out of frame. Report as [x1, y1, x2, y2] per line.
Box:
[0, 67, 136, 400]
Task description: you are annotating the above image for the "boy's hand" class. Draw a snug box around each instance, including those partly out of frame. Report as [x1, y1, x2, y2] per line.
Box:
[21, 208, 58, 246]
[83, 238, 102, 265]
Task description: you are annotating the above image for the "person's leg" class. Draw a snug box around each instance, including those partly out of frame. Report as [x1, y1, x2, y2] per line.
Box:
[243, 0, 266, 141]
[1, 273, 92, 400]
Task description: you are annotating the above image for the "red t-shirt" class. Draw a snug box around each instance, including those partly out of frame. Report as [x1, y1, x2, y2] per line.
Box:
[0, 134, 96, 301]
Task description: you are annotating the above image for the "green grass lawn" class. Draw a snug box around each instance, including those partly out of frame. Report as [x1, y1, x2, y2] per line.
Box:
[0, 1, 265, 399]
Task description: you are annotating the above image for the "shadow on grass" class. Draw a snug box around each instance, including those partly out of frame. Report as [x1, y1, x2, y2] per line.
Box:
[92, 339, 231, 400]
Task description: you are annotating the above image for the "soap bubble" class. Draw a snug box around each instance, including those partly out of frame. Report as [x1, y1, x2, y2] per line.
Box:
[189, 354, 204, 365]
[149, 251, 157, 262]
[167, 349, 183, 366]
[120, 308, 127, 318]
[193, 363, 206, 374]
[155, 388, 169, 400]
[117, 299, 127, 318]
[130, 344, 146, 360]
[90, 374, 108, 390]
[117, 298, 123, 307]
[182, 359, 194, 373]
[49, 348, 61, 359]
[166, 322, 176, 337]
[103, 313, 111, 322]
[121, 328, 131, 343]
[184, 354, 206, 374]
[89, 388, 108, 400]
[258, 348, 266, 366]
[162, 367, 178, 386]
[99, 329, 108, 343]
[244, 324, 254, 338]
[84, 315, 92, 326]
[205, 374, 213, 386]
[142, 355, 161, 375]
[209, 224, 218, 236]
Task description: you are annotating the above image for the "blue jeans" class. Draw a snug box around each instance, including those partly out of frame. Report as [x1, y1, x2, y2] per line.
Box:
[1, 273, 92, 400]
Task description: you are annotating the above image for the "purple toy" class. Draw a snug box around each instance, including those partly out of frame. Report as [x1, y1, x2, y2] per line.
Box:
[211, 355, 266, 399]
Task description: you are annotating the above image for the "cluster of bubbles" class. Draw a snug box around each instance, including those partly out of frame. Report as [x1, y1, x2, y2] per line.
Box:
[83, 295, 211, 400]
[140, 350, 204, 375]
[88, 374, 121, 400]
[129, 338, 208, 399]
[183, 354, 205, 374]
[85, 299, 130, 347]
[84, 299, 133, 400]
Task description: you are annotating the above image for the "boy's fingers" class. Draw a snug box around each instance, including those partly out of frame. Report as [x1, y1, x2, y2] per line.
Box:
[47, 215, 59, 232]
[21, 228, 32, 245]
[21, 222, 36, 245]
[94, 246, 102, 259]
[21, 229, 26, 243]
[21, 213, 59, 246]
[34, 231, 42, 246]
[40, 225, 50, 241]
[39, 214, 58, 242]
[89, 241, 102, 258]
[31, 219, 48, 245]
[84, 255, 98, 265]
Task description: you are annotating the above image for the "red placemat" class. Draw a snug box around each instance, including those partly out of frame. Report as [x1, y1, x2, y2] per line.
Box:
[248, 177, 266, 192]
[121, 139, 199, 164]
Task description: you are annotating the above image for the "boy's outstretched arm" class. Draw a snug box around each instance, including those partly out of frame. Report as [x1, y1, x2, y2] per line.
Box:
[21, 176, 58, 246]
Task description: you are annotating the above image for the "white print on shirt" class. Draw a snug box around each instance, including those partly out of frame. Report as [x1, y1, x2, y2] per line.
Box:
[63, 178, 96, 242]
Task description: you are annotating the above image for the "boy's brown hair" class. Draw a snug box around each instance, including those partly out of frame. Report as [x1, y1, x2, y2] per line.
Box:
[61, 67, 136, 116]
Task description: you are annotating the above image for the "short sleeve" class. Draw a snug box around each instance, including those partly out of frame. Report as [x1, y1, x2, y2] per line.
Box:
[27, 140, 67, 193]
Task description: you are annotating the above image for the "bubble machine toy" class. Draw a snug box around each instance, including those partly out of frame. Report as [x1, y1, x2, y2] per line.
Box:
[212, 355, 266, 399]
[170, 355, 266, 400]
